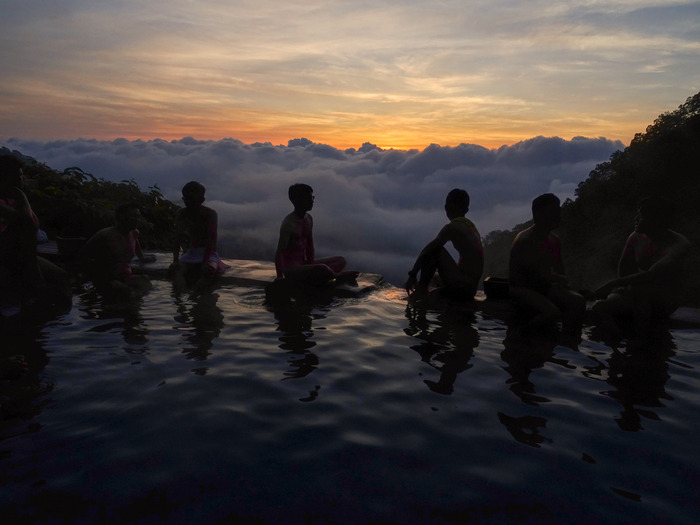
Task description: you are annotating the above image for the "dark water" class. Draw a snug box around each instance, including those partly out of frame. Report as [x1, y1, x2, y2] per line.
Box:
[1, 279, 699, 524]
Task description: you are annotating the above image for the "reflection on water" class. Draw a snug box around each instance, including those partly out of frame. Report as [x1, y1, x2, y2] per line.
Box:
[268, 296, 335, 402]
[0, 325, 51, 440]
[404, 303, 479, 395]
[501, 328, 555, 406]
[497, 412, 551, 448]
[172, 288, 224, 373]
[78, 285, 149, 347]
[604, 333, 674, 432]
[1, 280, 700, 523]
[273, 306, 320, 380]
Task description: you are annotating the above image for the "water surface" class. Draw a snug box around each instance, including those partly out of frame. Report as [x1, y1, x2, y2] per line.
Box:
[2, 278, 699, 523]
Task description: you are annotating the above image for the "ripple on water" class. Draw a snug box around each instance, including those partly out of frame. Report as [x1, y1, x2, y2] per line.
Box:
[2, 281, 700, 523]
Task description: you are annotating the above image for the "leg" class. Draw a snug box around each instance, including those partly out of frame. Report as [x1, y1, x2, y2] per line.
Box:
[417, 248, 445, 289]
[406, 247, 447, 300]
[548, 284, 585, 334]
[170, 262, 189, 289]
[435, 248, 461, 285]
[37, 256, 72, 309]
[435, 249, 477, 299]
[315, 256, 346, 274]
[284, 263, 335, 286]
[591, 290, 634, 338]
[510, 285, 561, 328]
[314, 256, 358, 284]
[192, 261, 220, 291]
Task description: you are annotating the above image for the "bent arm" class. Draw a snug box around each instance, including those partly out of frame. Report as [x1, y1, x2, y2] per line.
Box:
[409, 226, 450, 276]
[597, 234, 690, 297]
[618, 238, 689, 286]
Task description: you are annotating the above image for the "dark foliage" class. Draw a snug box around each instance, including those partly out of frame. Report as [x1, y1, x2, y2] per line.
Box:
[484, 91, 700, 305]
[9, 156, 180, 251]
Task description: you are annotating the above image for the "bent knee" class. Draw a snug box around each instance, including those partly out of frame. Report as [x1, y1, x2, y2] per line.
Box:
[571, 292, 586, 313]
[510, 287, 560, 318]
[591, 299, 616, 316]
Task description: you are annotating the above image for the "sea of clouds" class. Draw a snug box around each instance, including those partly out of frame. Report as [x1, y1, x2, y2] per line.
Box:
[3, 136, 623, 285]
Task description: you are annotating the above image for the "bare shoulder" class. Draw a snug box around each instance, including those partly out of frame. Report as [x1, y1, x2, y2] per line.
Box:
[438, 220, 461, 238]
[94, 226, 115, 239]
[279, 212, 297, 233]
[86, 226, 116, 247]
[510, 228, 543, 261]
[625, 231, 641, 242]
[512, 226, 533, 246]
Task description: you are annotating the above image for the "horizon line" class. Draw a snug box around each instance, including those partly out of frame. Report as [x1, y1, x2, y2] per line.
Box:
[1, 133, 628, 153]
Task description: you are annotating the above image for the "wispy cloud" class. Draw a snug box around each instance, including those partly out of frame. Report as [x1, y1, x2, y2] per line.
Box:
[1, 1, 698, 149]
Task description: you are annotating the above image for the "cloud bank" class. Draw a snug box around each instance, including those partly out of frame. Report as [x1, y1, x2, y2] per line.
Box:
[3, 136, 623, 285]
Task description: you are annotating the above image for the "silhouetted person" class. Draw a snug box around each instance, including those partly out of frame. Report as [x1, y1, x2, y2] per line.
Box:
[509, 193, 584, 333]
[275, 183, 357, 286]
[171, 181, 229, 288]
[592, 197, 689, 338]
[405, 188, 483, 301]
[81, 202, 153, 297]
[0, 156, 41, 297]
[0, 155, 70, 310]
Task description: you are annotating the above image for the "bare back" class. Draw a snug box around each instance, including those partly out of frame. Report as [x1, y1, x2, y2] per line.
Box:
[175, 205, 218, 252]
[509, 226, 563, 293]
[442, 217, 484, 285]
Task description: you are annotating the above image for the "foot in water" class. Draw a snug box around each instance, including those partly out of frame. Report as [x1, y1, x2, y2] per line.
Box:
[407, 284, 429, 302]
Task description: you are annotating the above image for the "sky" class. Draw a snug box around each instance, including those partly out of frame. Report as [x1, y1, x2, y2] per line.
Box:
[1, 0, 698, 150]
[1, 1, 698, 284]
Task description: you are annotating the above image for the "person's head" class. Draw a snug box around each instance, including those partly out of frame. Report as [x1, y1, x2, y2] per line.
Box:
[444, 188, 470, 218]
[532, 193, 561, 229]
[115, 202, 141, 231]
[288, 183, 314, 212]
[182, 181, 206, 207]
[0, 155, 24, 189]
[636, 197, 673, 233]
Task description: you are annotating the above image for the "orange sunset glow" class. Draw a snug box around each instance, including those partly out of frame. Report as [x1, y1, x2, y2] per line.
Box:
[1, 1, 698, 150]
